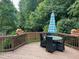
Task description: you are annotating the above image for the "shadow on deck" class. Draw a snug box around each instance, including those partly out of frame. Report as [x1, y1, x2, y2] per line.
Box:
[0, 42, 79, 59]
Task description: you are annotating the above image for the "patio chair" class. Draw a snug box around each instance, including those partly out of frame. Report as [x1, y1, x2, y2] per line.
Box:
[46, 36, 56, 53]
[40, 33, 47, 48]
[55, 40, 65, 52]
[46, 34, 65, 53]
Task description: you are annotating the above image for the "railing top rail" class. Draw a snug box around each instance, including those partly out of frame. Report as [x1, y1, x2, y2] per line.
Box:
[1, 32, 78, 38]
[25, 32, 46, 33]
[0, 33, 26, 38]
[58, 33, 79, 38]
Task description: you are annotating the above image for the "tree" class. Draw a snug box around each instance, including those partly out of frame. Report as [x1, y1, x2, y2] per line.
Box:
[19, 0, 43, 31]
[29, 0, 75, 31]
[57, 18, 79, 33]
[68, 0, 79, 17]
[51, 0, 75, 18]
[29, 0, 52, 31]
[19, 0, 75, 32]
[0, 0, 17, 34]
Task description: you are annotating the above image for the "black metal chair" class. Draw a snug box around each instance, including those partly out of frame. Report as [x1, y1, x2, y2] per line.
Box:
[55, 40, 65, 52]
[46, 34, 65, 53]
[46, 36, 56, 53]
[40, 33, 47, 48]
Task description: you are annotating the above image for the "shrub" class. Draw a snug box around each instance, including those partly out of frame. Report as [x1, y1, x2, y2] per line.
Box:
[3, 38, 12, 49]
[57, 18, 78, 33]
[10, 31, 16, 35]
[43, 25, 48, 32]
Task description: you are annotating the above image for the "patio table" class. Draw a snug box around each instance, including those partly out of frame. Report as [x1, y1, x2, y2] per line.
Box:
[47, 35, 62, 40]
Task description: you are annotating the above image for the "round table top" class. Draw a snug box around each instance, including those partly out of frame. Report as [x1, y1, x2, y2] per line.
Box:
[47, 35, 62, 40]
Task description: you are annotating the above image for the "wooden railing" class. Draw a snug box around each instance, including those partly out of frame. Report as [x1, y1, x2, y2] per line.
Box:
[0, 34, 26, 52]
[26, 32, 46, 43]
[0, 32, 79, 52]
[26, 32, 79, 50]
[58, 33, 79, 50]
[33, 32, 79, 50]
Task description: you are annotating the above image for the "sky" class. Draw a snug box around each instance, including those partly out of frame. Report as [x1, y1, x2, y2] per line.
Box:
[11, 0, 20, 11]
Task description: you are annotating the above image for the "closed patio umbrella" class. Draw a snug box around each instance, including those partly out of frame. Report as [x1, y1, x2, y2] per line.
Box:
[48, 12, 57, 33]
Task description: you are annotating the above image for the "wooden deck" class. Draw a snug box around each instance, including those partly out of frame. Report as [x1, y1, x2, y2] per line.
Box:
[0, 42, 79, 59]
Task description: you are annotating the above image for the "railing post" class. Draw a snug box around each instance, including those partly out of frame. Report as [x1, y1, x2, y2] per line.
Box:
[11, 36, 14, 50]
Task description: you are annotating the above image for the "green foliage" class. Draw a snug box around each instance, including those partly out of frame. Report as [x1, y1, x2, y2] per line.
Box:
[3, 38, 12, 49]
[29, 0, 75, 31]
[51, 0, 75, 15]
[29, 0, 53, 31]
[0, 0, 17, 34]
[68, 0, 79, 17]
[57, 18, 78, 33]
[19, 0, 42, 30]
[10, 31, 16, 35]
[19, 0, 76, 32]
[0, 0, 75, 33]
[43, 25, 48, 32]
